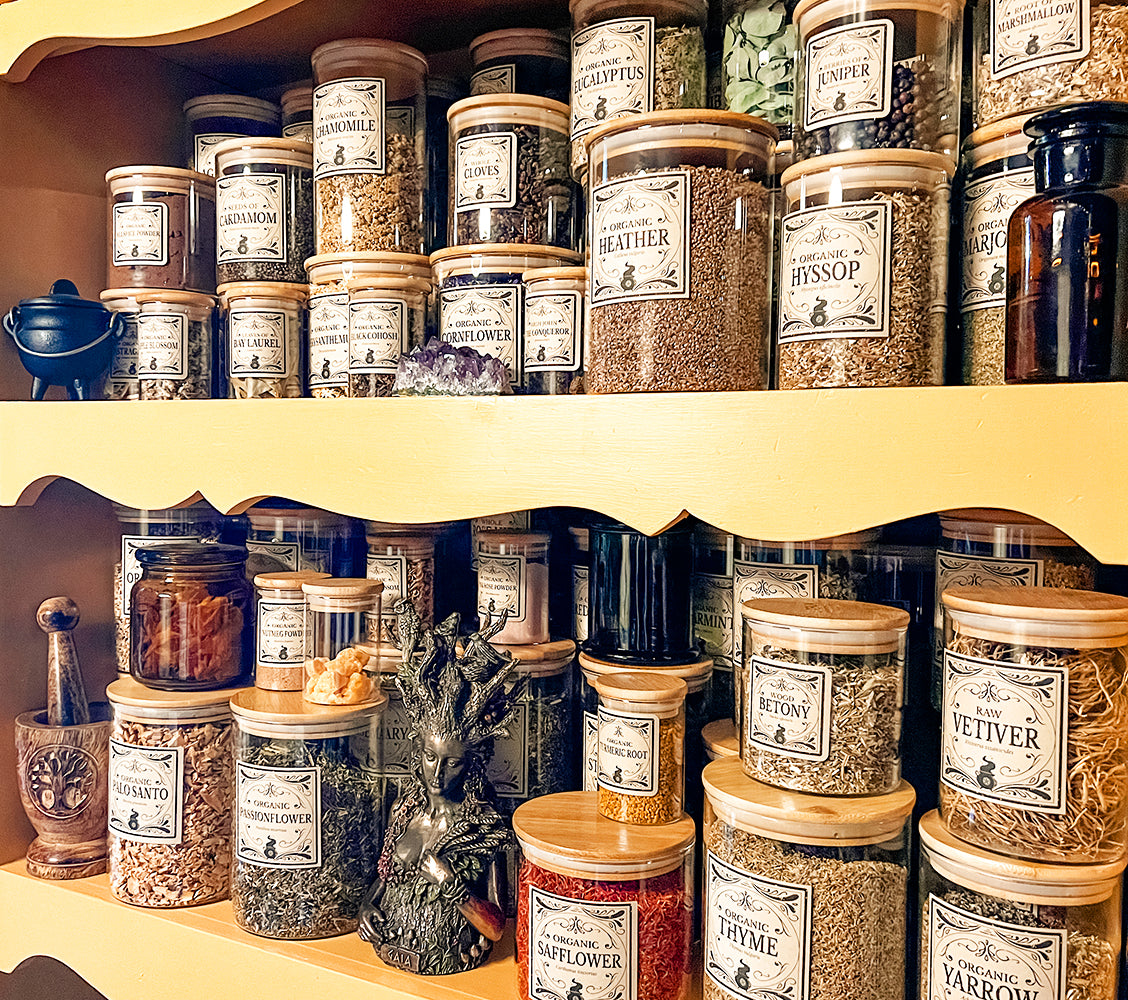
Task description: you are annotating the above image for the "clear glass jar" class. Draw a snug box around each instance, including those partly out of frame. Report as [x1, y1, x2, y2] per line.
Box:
[692, 525, 736, 714]
[281, 83, 313, 143]
[570, 525, 591, 643]
[183, 94, 281, 177]
[346, 273, 429, 397]
[218, 281, 306, 398]
[105, 166, 216, 293]
[702, 758, 915, 1000]
[364, 530, 437, 638]
[99, 288, 142, 400]
[106, 677, 238, 906]
[135, 290, 216, 400]
[470, 28, 571, 103]
[777, 150, 953, 388]
[311, 38, 427, 254]
[513, 791, 696, 1000]
[426, 76, 464, 256]
[245, 500, 363, 578]
[522, 266, 587, 394]
[253, 571, 330, 691]
[918, 810, 1124, 1000]
[939, 585, 1128, 863]
[702, 717, 739, 760]
[793, 0, 963, 161]
[214, 137, 314, 286]
[959, 113, 1036, 385]
[130, 541, 253, 689]
[722, 0, 797, 133]
[586, 110, 774, 392]
[476, 531, 551, 644]
[230, 689, 383, 939]
[768, 137, 794, 387]
[369, 646, 412, 810]
[472, 510, 532, 571]
[301, 578, 382, 705]
[570, 0, 710, 177]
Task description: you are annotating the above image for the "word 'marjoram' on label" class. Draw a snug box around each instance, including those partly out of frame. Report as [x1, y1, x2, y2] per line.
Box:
[804, 20, 894, 131]
[990, 0, 1090, 78]
[778, 201, 892, 343]
[112, 201, 169, 267]
[471, 63, 517, 95]
[597, 706, 660, 796]
[216, 174, 286, 264]
[313, 77, 387, 178]
[960, 168, 1036, 313]
[378, 690, 414, 778]
[137, 312, 188, 380]
[455, 132, 518, 211]
[349, 298, 407, 374]
[308, 291, 349, 388]
[229, 309, 289, 378]
[525, 290, 583, 372]
[477, 550, 528, 624]
[108, 739, 185, 844]
[439, 284, 522, 383]
[257, 596, 307, 665]
[941, 648, 1069, 814]
[236, 762, 321, 869]
[747, 656, 833, 761]
[571, 17, 655, 142]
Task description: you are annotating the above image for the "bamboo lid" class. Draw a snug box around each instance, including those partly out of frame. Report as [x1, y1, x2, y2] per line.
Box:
[592, 670, 687, 705]
[737, 528, 880, 549]
[586, 108, 778, 148]
[430, 244, 582, 273]
[742, 598, 910, 631]
[107, 676, 248, 711]
[281, 84, 313, 111]
[301, 577, 384, 598]
[230, 688, 385, 729]
[345, 275, 432, 296]
[939, 508, 1080, 547]
[448, 94, 570, 131]
[942, 586, 1128, 647]
[781, 148, 956, 192]
[961, 114, 1036, 170]
[702, 718, 739, 759]
[247, 504, 350, 524]
[365, 531, 438, 555]
[793, 0, 962, 26]
[213, 136, 312, 170]
[513, 790, 695, 880]
[100, 289, 144, 306]
[703, 758, 916, 845]
[133, 290, 217, 309]
[217, 281, 309, 303]
[310, 37, 428, 74]
[106, 165, 216, 192]
[253, 570, 331, 591]
[183, 93, 280, 122]
[578, 651, 714, 693]
[470, 27, 569, 63]
[522, 266, 588, 285]
[497, 638, 577, 676]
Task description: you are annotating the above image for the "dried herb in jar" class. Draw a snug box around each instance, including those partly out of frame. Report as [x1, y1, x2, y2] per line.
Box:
[723, 0, 796, 127]
[598, 712, 684, 824]
[655, 25, 708, 109]
[133, 583, 246, 684]
[138, 313, 213, 400]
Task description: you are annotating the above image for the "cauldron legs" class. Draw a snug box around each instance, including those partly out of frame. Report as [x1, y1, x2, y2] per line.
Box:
[30, 377, 47, 400]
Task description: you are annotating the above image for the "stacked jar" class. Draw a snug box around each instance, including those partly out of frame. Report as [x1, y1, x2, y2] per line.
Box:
[523, 266, 587, 393]
[281, 83, 313, 143]
[301, 577, 384, 705]
[183, 94, 281, 177]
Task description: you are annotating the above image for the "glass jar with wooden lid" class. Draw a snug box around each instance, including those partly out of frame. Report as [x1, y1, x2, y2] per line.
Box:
[469, 28, 571, 102]
[253, 570, 330, 691]
[475, 530, 552, 644]
[218, 281, 307, 399]
[345, 274, 430, 398]
[364, 530, 437, 640]
[702, 717, 739, 760]
[301, 577, 383, 705]
[522, 266, 587, 394]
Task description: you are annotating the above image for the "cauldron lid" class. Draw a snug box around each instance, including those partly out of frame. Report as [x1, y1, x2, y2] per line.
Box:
[18, 280, 107, 312]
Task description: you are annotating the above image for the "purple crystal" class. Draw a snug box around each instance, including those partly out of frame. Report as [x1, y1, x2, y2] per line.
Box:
[393, 339, 513, 396]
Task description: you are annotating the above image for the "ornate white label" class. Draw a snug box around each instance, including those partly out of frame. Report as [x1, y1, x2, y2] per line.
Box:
[583, 709, 599, 791]
[367, 552, 408, 604]
[440, 285, 522, 383]
[471, 63, 517, 95]
[455, 132, 517, 211]
[693, 571, 735, 671]
[804, 21, 894, 130]
[108, 739, 185, 844]
[478, 550, 528, 624]
[528, 886, 638, 1000]
[387, 104, 415, 138]
[309, 290, 349, 387]
[704, 851, 812, 1000]
[488, 702, 530, 798]
[110, 312, 139, 381]
[313, 77, 386, 178]
[112, 202, 168, 267]
[573, 563, 590, 642]
[931, 551, 1044, 640]
[748, 656, 833, 761]
[941, 649, 1069, 814]
[991, 0, 1090, 78]
[137, 312, 187, 379]
[380, 689, 415, 778]
[216, 174, 286, 264]
[246, 539, 302, 575]
[350, 298, 406, 374]
[236, 762, 321, 868]
[257, 596, 307, 665]
[283, 121, 314, 144]
[598, 706, 659, 796]
[229, 308, 288, 377]
[732, 560, 819, 671]
[571, 17, 655, 142]
[194, 132, 240, 176]
[926, 896, 1066, 1000]
[961, 169, 1036, 313]
[120, 534, 203, 626]
[525, 290, 582, 372]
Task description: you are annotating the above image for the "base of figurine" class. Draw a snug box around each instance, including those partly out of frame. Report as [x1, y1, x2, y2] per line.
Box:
[26, 836, 108, 880]
[379, 944, 421, 973]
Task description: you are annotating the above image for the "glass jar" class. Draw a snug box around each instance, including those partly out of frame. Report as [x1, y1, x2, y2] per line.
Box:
[702, 757, 916, 1000]
[777, 150, 953, 388]
[106, 677, 239, 906]
[281, 83, 314, 143]
[301, 578, 382, 706]
[793, 0, 963, 161]
[523, 266, 587, 393]
[432, 244, 582, 390]
[346, 274, 429, 397]
[692, 525, 736, 713]
[768, 137, 795, 387]
[254, 571, 330, 691]
[722, 0, 797, 133]
[1006, 102, 1128, 383]
[470, 28, 571, 102]
[218, 281, 306, 398]
[570, 525, 591, 643]
[364, 530, 437, 638]
[369, 646, 412, 810]
[448, 95, 579, 249]
[959, 113, 1036, 385]
[472, 510, 533, 572]
[918, 810, 1125, 1000]
[740, 597, 908, 794]
[939, 585, 1128, 863]
[513, 790, 696, 1000]
[245, 500, 363, 578]
[105, 166, 216, 293]
[476, 531, 551, 644]
[214, 137, 314, 286]
[426, 76, 464, 256]
[135, 290, 216, 399]
[229, 689, 383, 938]
[570, 0, 710, 177]
[183, 94, 281, 177]
[310, 38, 427, 254]
[703, 717, 739, 759]
[586, 110, 775, 392]
[99, 289, 141, 400]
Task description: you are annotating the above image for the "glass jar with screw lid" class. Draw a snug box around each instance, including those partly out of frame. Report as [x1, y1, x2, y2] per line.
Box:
[253, 570, 330, 691]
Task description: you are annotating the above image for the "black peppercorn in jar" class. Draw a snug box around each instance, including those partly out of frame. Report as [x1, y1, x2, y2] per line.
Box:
[470, 28, 571, 102]
[135, 289, 217, 400]
[183, 94, 281, 177]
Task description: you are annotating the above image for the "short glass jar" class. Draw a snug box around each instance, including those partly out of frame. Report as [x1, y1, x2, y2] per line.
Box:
[245, 500, 363, 578]
[740, 597, 908, 795]
[99, 288, 142, 400]
[918, 810, 1125, 1000]
[105, 166, 216, 293]
[346, 274, 429, 397]
[281, 83, 313, 143]
[722, 0, 797, 133]
[254, 570, 330, 691]
[702, 757, 916, 1000]
[135, 290, 216, 400]
[301, 578, 383, 705]
[702, 717, 739, 760]
[586, 110, 775, 392]
[777, 150, 953, 388]
[513, 791, 696, 1000]
[230, 688, 384, 939]
[214, 137, 314, 286]
[523, 266, 587, 394]
[106, 677, 240, 907]
[939, 585, 1128, 863]
[218, 281, 306, 399]
[183, 94, 281, 177]
[476, 531, 551, 644]
[365, 530, 437, 638]
[570, 525, 591, 643]
[470, 28, 571, 102]
[311, 38, 427, 255]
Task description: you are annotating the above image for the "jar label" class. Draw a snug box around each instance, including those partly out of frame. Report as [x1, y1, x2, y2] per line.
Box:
[120, 534, 204, 627]
[778, 201, 892, 343]
[747, 655, 833, 761]
[216, 174, 287, 264]
[194, 132, 240, 176]
[528, 886, 639, 1000]
[926, 895, 1066, 1000]
[350, 298, 407, 374]
[478, 550, 529, 624]
[471, 63, 516, 95]
[488, 701, 530, 798]
[990, 0, 1090, 78]
[284, 121, 315, 144]
[941, 648, 1068, 814]
[597, 706, 659, 795]
[388, 104, 416, 138]
[960, 169, 1036, 313]
[137, 312, 188, 379]
[591, 169, 691, 305]
[112, 201, 169, 267]
[571, 17, 655, 143]
[110, 312, 140, 381]
[235, 762, 321, 869]
[732, 560, 818, 677]
[583, 709, 599, 790]
[108, 739, 185, 844]
[455, 132, 518, 211]
[229, 308, 289, 377]
[573, 563, 590, 642]
[313, 77, 387, 178]
[379, 689, 414, 777]
[367, 552, 408, 604]
[693, 571, 735, 671]
[526, 289, 583, 372]
[309, 290, 350, 387]
[440, 285, 522, 384]
[803, 20, 894, 130]
[704, 851, 812, 1000]
[257, 596, 307, 665]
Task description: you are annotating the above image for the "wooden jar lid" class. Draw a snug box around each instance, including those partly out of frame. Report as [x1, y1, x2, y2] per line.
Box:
[578, 651, 714, 693]
[499, 638, 577, 676]
[741, 598, 910, 631]
[591, 671, 687, 705]
[253, 570, 331, 591]
[230, 688, 386, 729]
[301, 577, 384, 598]
[106, 676, 247, 721]
[942, 586, 1128, 646]
[939, 508, 1081, 546]
[702, 718, 739, 759]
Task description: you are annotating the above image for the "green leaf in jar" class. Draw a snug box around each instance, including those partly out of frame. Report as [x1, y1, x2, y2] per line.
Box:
[756, 62, 792, 86]
[726, 79, 767, 112]
[740, 5, 785, 38]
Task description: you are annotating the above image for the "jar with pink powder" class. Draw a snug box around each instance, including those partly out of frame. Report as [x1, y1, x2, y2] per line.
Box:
[475, 531, 551, 644]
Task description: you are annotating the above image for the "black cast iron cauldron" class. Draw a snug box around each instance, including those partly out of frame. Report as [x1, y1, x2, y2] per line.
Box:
[3, 280, 124, 400]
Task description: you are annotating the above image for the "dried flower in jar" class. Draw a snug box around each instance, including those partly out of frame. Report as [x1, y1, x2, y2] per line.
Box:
[133, 583, 246, 685]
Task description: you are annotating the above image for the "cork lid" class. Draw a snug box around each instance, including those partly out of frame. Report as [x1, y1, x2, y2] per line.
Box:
[702, 718, 739, 759]
[105, 165, 216, 193]
[941, 586, 1128, 647]
[107, 676, 247, 722]
[703, 758, 916, 845]
[498, 638, 577, 676]
[579, 651, 713, 693]
[301, 577, 384, 598]
[217, 281, 309, 303]
[939, 508, 1081, 547]
[230, 687, 385, 735]
[448, 94, 570, 132]
[254, 570, 331, 591]
[513, 790, 696, 879]
[592, 670, 687, 706]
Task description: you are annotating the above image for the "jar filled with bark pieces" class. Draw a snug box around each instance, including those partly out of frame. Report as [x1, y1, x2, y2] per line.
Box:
[130, 541, 253, 690]
[523, 266, 587, 394]
[107, 677, 243, 907]
[347, 274, 429, 397]
[470, 28, 571, 103]
[135, 290, 217, 399]
[254, 570, 330, 691]
[302, 577, 383, 705]
[219, 282, 306, 398]
[364, 529, 436, 640]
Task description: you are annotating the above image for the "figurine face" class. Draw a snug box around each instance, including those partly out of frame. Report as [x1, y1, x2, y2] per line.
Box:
[421, 732, 468, 799]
